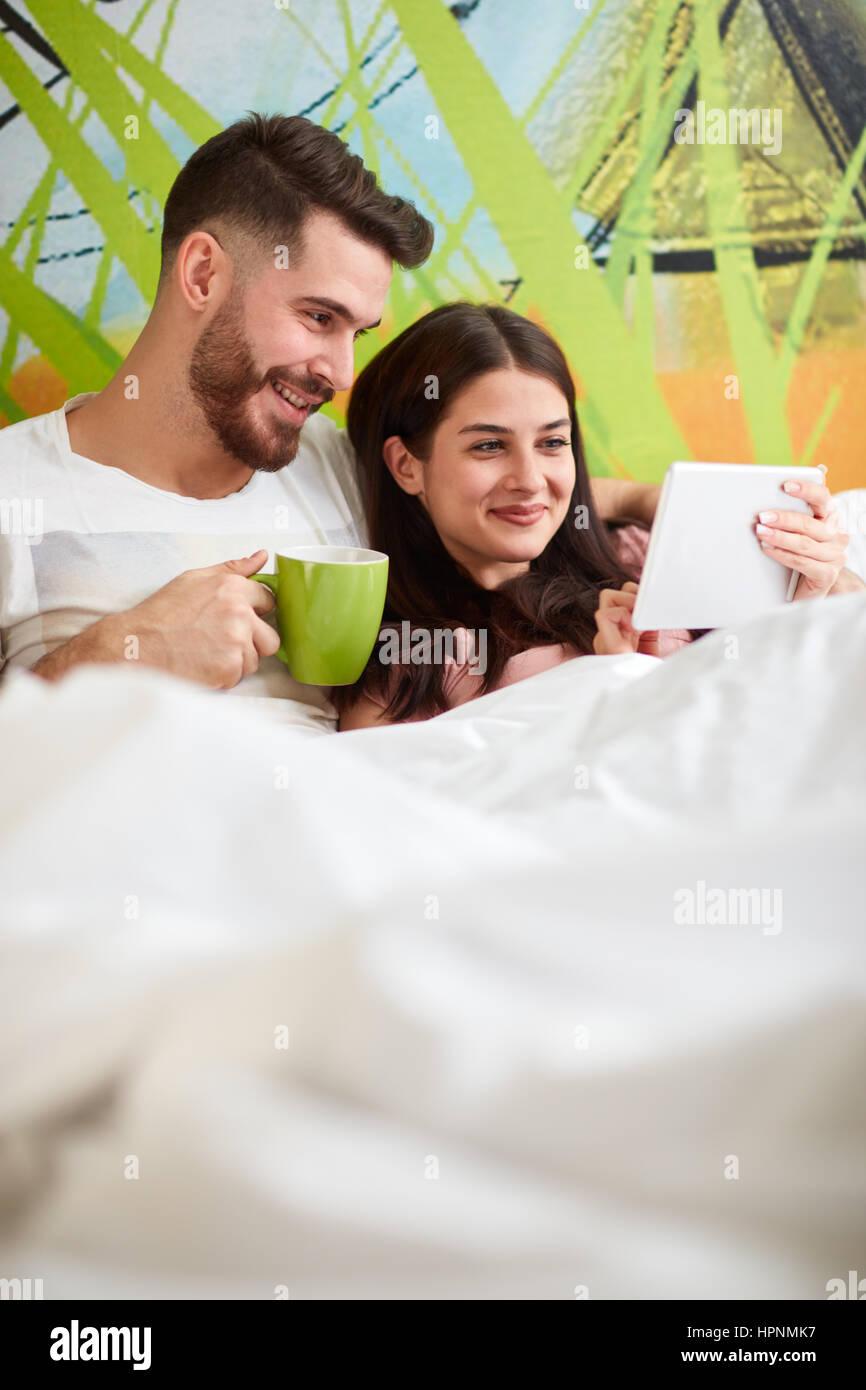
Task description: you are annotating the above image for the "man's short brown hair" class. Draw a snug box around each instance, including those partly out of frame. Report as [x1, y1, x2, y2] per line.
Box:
[159, 111, 435, 286]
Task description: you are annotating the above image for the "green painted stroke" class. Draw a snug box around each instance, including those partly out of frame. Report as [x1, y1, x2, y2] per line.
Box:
[60, 0, 218, 146]
[605, 0, 728, 307]
[390, 0, 687, 479]
[0, 0, 219, 394]
[0, 381, 26, 424]
[297, 4, 503, 306]
[560, 0, 680, 217]
[1, 1, 167, 399]
[0, 31, 158, 299]
[0, 249, 122, 389]
[798, 385, 842, 468]
[12, 0, 221, 303]
[630, 9, 669, 378]
[521, 0, 603, 128]
[780, 118, 866, 390]
[27, 0, 182, 208]
[0, 108, 64, 383]
[693, 4, 793, 467]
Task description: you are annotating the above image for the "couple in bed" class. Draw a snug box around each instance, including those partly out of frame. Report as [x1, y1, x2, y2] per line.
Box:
[0, 113, 856, 730]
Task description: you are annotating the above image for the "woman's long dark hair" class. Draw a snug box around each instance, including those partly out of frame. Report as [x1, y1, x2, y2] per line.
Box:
[333, 302, 644, 722]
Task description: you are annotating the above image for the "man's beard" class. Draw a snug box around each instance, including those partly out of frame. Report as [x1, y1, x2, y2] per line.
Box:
[187, 290, 326, 474]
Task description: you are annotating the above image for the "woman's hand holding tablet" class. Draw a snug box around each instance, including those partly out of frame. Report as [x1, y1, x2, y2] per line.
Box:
[629, 462, 850, 633]
[755, 470, 850, 601]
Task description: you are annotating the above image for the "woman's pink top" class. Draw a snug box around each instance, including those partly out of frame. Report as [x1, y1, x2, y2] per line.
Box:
[359, 524, 691, 721]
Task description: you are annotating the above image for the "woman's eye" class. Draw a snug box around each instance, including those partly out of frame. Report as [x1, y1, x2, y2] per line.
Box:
[540, 436, 568, 449]
[472, 439, 503, 452]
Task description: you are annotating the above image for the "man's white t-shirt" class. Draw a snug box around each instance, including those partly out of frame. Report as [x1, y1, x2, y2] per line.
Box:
[0, 393, 369, 730]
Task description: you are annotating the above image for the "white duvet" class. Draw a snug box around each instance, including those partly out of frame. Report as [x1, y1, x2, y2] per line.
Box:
[0, 591, 864, 1300]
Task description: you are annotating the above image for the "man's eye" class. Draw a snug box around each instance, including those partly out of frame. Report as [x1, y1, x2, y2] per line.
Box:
[354, 327, 369, 341]
[308, 312, 329, 326]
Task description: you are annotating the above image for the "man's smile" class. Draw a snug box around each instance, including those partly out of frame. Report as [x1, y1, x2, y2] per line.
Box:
[267, 377, 329, 425]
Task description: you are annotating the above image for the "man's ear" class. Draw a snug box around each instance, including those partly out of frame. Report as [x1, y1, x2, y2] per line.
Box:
[175, 230, 230, 314]
[382, 435, 425, 495]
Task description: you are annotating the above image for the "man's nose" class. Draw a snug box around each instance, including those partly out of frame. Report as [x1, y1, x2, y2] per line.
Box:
[309, 333, 356, 395]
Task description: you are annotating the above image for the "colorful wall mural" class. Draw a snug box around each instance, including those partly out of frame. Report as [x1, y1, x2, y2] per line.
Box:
[1, 0, 865, 487]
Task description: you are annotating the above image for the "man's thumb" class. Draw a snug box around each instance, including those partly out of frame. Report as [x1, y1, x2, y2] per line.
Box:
[224, 549, 269, 576]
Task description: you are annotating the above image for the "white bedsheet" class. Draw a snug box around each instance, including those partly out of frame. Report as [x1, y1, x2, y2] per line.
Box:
[0, 592, 864, 1300]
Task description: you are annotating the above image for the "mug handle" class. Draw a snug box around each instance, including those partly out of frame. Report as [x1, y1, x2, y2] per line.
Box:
[250, 573, 289, 666]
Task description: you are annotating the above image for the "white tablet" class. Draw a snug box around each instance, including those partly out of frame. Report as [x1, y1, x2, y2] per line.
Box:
[631, 461, 823, 631]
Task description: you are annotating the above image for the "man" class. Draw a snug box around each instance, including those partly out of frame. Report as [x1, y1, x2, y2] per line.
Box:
[0, 112, 658, 729]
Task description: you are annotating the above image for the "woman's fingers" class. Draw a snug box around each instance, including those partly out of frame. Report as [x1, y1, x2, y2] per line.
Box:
[779, 476, 833, 520]
[759, 540, 844, 598]
[758, 542, 824, 576]
[757, 475, 849, 599]
[757, 524, 849, 563]
[593, 609, 633, 654]
[597, 584, 637, 611]
[594, 585, 640, 653]
[757, 507, 844, 543]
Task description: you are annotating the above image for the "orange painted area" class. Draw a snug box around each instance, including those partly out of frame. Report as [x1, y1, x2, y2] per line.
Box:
[1, 355, 68, 426]
[787, 349, 866, 492]
[658, 351, 866, 491]
[657, 367, 754, 466]
[0, 320, 139, 427]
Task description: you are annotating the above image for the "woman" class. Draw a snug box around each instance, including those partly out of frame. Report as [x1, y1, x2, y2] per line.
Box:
[336, 303, 849, 729]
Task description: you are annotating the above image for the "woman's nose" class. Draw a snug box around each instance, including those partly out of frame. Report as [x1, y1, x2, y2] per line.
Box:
[503, 450, 545, 491]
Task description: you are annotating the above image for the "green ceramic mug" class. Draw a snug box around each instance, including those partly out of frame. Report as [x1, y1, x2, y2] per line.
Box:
[252, 545, 389, 685]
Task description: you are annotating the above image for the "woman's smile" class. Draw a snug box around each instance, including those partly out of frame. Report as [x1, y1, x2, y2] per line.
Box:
[488, 503, 548, 527]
